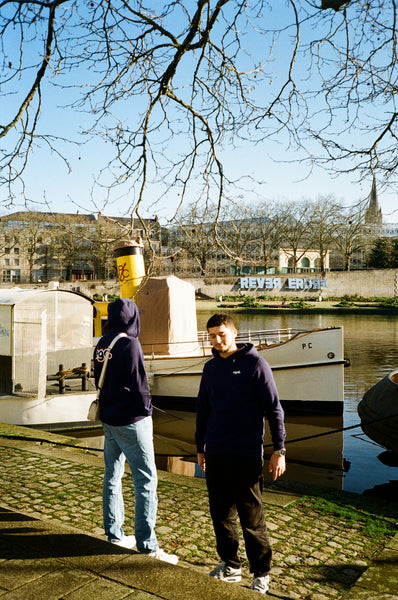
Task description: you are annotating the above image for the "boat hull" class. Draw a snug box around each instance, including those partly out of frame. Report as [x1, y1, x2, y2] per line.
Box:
[146, 327, 345, 415]
[358, 370, 398, 454]
[0, 327, 345, 428]
[0, 391, 97, 431]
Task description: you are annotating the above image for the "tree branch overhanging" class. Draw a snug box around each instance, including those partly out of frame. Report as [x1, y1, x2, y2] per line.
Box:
[1, 0, 397, 215]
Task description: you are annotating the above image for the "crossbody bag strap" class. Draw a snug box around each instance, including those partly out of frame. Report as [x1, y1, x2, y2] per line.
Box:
[97, 332, 128, 396]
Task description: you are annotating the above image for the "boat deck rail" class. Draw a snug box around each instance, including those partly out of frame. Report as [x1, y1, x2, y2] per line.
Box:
[198, 327, 309, 346]
[141, 328, 312, 358]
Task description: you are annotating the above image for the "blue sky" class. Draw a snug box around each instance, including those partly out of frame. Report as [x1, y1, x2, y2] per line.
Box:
[1, 1, 397, 224]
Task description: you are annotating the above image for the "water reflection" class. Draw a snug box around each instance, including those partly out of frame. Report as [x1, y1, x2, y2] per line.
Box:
[153, 410, 346, 489]
[71, 409, 346, 490]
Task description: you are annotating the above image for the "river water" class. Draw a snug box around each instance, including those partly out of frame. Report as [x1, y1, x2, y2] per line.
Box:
[74, 311, 398, 499]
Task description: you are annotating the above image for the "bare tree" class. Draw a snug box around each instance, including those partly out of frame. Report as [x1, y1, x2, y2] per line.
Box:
[0, 211, 53, 281]
[278, 200, 314, 273]
[251, 202, 285, 274]
[13, 213, 50, 282]
[1, 1, 398, 223]
[88, 217, 123, 280]
[47, 214, 91, 280]
[309, 196, 343, 276]
[216, 203, 259, 274]
[170, 203, 218, 276]
[332, 205, 370, 271]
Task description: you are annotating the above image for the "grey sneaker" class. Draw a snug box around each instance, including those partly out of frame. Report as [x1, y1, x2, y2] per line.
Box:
[144, 548, 178, 565]
[208, 561, 242, 582]
[111, 535, 136, 549]
[250, 574, 270, 594]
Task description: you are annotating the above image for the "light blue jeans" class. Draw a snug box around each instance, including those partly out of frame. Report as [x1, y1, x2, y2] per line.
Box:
[102, 417, 158, 552]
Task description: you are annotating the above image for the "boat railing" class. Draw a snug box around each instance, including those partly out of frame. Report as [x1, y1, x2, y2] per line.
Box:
[141, 328, 310, 358]
[197, 328, 309, 347]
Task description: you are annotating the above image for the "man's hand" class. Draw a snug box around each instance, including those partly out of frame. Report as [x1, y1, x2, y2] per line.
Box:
[268, 453, 286, 481]
[197, 452, 206, 472]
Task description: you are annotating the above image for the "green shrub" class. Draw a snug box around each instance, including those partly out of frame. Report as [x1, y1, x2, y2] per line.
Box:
[239, 296, 260, 308]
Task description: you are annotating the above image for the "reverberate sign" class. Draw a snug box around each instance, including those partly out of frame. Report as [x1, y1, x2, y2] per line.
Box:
[239, 277, 327, 290]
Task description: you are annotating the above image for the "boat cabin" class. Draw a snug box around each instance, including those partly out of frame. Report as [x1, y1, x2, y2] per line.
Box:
[0, 289, 93, 397]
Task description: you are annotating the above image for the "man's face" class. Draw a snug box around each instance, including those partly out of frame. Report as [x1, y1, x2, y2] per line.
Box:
[208, 323, 237, 357]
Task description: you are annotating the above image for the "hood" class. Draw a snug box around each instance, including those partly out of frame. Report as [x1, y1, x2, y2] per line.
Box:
[212, 342, 259, 359]
[107, 298, 140, 338]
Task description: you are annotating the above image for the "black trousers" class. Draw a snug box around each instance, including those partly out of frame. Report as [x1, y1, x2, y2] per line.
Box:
[205, 453, 272, 577]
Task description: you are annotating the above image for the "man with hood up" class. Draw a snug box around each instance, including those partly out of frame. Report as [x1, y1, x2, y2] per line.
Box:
[94, 298, 178, 564]
[196, 313, 286, 594]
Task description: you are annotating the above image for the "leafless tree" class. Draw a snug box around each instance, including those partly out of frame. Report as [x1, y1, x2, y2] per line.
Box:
[88, 217, 123, 280]
[215, 203, 260, 273]
[278, 200, 314, 273]
[332, 205, 369, 271]
[250, 202, 286, 274]
[1, 0, 397, 225]
[308, 196, 343, 276]
[170, 203, 218, 276]
[0, 211, 54, 281]
[46, 214, 91, 280]
[13, 213, 51, 282]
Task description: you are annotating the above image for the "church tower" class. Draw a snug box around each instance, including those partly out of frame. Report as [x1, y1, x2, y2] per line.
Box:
[364, 176, 383, 225]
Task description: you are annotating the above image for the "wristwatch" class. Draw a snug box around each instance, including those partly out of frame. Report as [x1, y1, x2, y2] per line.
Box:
[273, 448, 286, 456]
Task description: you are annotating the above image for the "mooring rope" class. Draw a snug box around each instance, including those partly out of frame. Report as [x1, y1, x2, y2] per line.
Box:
[1, 410, 397, 455]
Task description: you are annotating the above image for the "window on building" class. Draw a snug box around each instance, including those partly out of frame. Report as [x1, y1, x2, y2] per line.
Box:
[14, 247, 19, 254]
[2, 269, 20, 282]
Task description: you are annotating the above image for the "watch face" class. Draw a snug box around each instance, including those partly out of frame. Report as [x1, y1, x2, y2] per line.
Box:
[276, 449, 286, 456]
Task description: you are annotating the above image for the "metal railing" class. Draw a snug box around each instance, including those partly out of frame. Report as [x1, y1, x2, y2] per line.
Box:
[197, 328, 309, 347]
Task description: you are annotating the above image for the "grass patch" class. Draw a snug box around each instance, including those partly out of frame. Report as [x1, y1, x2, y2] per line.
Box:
[306, 497, 396, 541]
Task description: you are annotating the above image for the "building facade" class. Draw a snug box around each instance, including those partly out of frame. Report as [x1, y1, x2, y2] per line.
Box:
[0, 211, 161, 283]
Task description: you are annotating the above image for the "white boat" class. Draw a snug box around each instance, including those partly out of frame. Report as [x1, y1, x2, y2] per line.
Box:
[136, 276, 345, 415]
[0, 280, 345, 431]
[145, 326, 345, 415]
[0, 288, 97, 430]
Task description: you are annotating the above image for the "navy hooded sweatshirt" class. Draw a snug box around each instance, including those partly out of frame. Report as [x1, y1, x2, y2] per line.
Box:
[195, 343, 286, 457]
[93, 298, 153, 426]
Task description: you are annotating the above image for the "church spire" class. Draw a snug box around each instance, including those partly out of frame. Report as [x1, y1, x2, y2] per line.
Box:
[365, 176, 382, 225]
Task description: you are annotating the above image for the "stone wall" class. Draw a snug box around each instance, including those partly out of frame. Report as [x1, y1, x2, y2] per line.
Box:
[2, 270, 398, 299]
[188, 270, 398, 299]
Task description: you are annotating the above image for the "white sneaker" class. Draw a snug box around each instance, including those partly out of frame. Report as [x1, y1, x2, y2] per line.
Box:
[208, 561, 242, 582]
[143, 548, 178, 565]
[250, 574, 270, 594]
[111, 535, 136, 549]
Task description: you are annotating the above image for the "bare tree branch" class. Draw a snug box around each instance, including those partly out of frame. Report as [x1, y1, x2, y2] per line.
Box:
[1, 1, 398, 216]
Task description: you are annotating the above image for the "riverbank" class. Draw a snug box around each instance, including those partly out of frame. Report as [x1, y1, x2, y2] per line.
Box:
[196, 298, 398, 315]
[0, 423, 396, 600]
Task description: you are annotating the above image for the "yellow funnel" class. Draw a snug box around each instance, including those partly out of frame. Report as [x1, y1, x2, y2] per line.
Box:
[114, 240, 145, 299]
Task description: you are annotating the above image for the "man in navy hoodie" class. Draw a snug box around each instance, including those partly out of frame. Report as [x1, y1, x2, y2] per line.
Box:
[196, 313, 286, 594]
[94, 298, 177, 564]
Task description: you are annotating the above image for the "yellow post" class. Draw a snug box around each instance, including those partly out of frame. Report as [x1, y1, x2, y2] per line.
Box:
[113, 240, 145, 300]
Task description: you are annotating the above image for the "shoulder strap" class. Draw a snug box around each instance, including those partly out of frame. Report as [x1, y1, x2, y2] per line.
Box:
[97, 332, 128, 395]
[107, 332, 128, 351]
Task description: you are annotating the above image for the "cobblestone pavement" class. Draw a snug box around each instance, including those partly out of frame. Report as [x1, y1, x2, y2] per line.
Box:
[0, 426, 397, 600]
